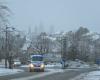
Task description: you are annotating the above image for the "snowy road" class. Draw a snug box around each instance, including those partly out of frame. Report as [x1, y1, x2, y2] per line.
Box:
[0, 67, 98, 80]
[0, 62, 99, 80]
[70, 70, 100, 80]
[29, 68, 99, 80]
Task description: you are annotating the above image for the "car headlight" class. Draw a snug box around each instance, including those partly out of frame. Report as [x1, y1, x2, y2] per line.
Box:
[41, 64, 45, 68]
[29, 64, 34, 68]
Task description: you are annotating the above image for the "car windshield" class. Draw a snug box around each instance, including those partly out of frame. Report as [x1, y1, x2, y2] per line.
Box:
[32, 56, 43, 61]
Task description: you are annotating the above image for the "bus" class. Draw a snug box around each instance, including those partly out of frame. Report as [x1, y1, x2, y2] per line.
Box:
[29, 54, 45, 72]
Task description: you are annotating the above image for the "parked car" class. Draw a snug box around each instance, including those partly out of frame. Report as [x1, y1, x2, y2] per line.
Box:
[13, 60, 21, 67]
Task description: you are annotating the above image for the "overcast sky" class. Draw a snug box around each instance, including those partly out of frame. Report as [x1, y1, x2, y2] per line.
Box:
[7, 0, 100, 33]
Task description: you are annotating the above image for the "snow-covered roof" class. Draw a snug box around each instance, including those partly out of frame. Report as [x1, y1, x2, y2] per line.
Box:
[85, 32, 100, 40]
[46, 36, 56, 41]
[22, 42, 30, 50]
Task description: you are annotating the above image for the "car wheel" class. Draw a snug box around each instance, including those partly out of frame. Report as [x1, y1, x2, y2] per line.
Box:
[41, 69, 44, 72]
[29, 68, 33, 72]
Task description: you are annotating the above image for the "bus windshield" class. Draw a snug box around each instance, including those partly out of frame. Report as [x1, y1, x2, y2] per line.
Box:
[32, 56, 43, 61]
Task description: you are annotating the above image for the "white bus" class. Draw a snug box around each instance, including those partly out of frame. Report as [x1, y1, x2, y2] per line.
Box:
[29, 55, 45, 72]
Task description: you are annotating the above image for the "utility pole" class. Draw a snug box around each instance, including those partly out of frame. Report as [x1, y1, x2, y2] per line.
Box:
[61, 36, 67, 69]
[5, 25, 8, 68]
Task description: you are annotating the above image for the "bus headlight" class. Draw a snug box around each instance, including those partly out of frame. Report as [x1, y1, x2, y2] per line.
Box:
[41, 64, 45, 68]
[29, 64, 34, 68]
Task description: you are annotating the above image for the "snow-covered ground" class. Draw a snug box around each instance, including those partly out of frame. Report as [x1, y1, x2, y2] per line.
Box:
[21, 60, 93, 69]
[20, 60, 92, 73]
[0, 65, 5, 68]
[0, 65, 24, 76]
[44, 60, 92, 69]
[70, 71, 100, 80]
[45, 63, 62, 68]
[66, 60, 91, 68]
[0, 60, 97, 77]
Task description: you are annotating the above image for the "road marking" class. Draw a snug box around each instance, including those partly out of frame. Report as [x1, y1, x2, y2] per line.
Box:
[11, 69, 64, 80]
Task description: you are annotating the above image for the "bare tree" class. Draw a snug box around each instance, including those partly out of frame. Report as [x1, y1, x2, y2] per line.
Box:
[0, 1, 11, 68]
[7, 31, 26, 68]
